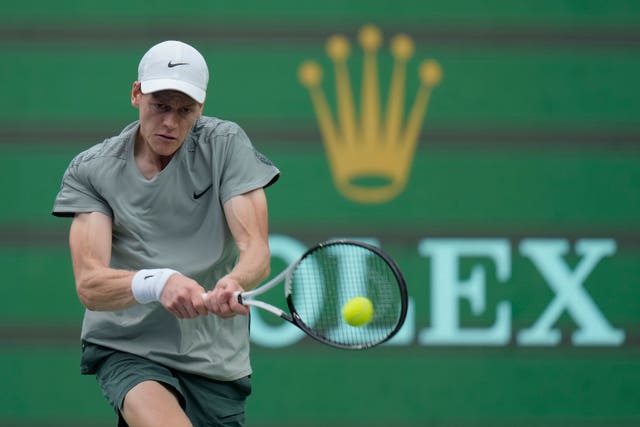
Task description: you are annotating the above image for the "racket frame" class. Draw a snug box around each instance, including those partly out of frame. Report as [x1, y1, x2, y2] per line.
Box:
[237, 239, 409, 350]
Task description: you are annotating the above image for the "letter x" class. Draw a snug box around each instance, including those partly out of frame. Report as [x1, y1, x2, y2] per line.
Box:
[517, 239, 625, 346]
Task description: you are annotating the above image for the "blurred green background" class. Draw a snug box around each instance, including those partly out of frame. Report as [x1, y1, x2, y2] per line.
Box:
[1, 1, 639, 426]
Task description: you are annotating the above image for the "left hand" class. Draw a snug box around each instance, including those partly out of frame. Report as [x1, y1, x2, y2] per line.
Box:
[203, 275, 250, 318]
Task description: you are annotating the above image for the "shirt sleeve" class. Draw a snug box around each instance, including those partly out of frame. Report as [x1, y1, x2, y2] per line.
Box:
[218, 125, 280, 204]
[51, 151, 113, 218]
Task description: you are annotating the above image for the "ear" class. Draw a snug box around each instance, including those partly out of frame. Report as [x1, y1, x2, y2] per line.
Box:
[131, 81, 142, 108]
[197, 103, 204, 117]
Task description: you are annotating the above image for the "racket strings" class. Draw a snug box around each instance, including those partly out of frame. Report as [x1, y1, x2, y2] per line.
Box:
[289, 243, 405, 348]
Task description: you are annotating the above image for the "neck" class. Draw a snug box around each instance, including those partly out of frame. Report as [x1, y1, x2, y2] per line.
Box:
[133, 134, 177, 180]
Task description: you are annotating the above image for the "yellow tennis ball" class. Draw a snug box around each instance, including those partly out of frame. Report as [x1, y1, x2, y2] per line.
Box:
[342, 296, 374, 326]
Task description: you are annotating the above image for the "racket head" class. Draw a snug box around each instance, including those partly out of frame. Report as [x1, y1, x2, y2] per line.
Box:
[284, 240, 408, 350]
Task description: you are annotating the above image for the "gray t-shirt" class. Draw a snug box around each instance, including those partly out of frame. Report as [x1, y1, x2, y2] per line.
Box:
[52, 116, 279, 380]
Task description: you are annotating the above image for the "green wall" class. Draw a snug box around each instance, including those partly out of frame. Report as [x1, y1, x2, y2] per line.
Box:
[1, 1, 639, 426]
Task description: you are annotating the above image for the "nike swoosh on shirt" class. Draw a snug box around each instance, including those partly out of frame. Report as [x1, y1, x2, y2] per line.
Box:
[193, 184, 213, 199]
[168, 61, 189, 68]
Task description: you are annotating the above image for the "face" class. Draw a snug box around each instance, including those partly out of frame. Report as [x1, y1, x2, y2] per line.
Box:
[131, 82, 203, 158]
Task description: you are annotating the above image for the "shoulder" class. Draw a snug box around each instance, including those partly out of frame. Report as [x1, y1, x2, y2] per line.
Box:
[190, 116, 248, 145]
[185, 117, 254, 167]
[69, 121, 136, 171]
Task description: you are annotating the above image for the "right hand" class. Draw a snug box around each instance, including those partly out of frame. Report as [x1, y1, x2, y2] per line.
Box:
[202, 275, 249, 319]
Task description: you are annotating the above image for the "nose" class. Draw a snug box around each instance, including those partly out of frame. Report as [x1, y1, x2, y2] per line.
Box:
[162, 111, 179, 129]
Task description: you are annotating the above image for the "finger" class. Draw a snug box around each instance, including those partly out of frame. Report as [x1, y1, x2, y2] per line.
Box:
[215, 288, 232, 305]
[218, 302, 232, 317]
[218, 300, 241, 319]
[229, 297, 249, 315]
[203, 296, 215, 312]
[205, 297, 226, 317]
[183, 303, 200, 319]
[167, 297, 199, 319]
[192, 293, 209, 316]
[174, 306, 192, 319]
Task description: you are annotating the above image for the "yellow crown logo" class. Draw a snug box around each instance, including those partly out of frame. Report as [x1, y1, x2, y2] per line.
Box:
[298, 25, 442, 204]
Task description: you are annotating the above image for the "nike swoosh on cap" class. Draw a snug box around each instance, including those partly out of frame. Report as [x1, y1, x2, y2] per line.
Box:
[168, 61, 190, 68]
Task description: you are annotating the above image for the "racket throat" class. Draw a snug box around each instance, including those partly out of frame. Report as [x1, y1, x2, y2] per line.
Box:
[243, 297, 292, 321]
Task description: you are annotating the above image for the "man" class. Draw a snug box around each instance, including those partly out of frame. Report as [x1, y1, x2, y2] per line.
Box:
[51, 40, 279, 427]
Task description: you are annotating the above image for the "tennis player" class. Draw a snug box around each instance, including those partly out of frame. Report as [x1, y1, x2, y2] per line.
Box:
[51, 40, 279, 427]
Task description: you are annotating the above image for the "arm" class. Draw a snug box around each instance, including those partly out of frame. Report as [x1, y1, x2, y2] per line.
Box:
[69, 211, 208, 318]
[69, 211, 137, 310]
[204, 188, 271, 318]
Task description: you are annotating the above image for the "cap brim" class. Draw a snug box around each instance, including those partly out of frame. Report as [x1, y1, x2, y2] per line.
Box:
[141, 79, 206, 103]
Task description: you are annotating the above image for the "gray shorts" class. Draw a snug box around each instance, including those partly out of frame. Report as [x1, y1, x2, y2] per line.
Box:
[81, 342, 252, 427]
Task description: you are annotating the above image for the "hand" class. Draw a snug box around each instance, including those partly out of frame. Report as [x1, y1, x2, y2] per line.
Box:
[159, 273, 209, 319]
[203, 276, 249, 318]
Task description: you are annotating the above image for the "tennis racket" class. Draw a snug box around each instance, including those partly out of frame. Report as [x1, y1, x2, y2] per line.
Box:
[234, 240, 408, 350]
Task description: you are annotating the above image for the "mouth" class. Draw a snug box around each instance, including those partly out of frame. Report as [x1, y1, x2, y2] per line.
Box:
[156, 134, 177, 142]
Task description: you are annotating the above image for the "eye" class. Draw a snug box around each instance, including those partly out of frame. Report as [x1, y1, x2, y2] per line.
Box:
[180, 107, 194, 115]
[153, 103, 169, 112]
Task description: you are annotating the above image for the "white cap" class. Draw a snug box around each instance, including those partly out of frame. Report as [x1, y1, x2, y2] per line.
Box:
[138, 40, 209, 103]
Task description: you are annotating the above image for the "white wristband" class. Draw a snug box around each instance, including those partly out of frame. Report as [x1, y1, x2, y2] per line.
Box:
[131, 268, 179, 304]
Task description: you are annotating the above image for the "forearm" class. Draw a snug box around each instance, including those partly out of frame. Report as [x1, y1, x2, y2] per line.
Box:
[223, 189, 272, 291]
[75, 265, 137, 311]
[78, 266, 186, 311]
[70, 212, 138, 311]
[226, 240, 271, 291]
